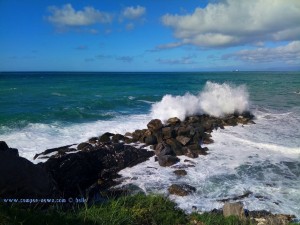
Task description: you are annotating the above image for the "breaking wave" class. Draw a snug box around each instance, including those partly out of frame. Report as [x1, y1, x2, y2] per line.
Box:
[151, 81, 249, 121]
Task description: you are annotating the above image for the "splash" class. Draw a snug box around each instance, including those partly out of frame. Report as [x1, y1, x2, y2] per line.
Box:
[151, 81, 249, 121]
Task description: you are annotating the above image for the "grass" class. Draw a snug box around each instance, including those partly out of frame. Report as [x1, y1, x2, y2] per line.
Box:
[0, 194, 298, 225]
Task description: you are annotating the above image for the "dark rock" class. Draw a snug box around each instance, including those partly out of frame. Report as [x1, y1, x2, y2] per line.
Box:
[173, 169, 187, 176]
[166, 117, 181, 125]
[0, 144, 55, 198]
[34, 144, 74, 160]
[162, 127, 176, 139]
[154, 130, 163, 143]
[166, 138, 184, 156]
[202, 137, 214, 144]
[77, 142, 93, 151]
[177, 125, 193, 137]
[99, 132, 114, 143]
[132, 129, 144, 142]
[0, 141, 9, 151]
[42, 144, 154, 197]
[144, 135, 157, 145]
[88, 137, 98, 144]
[112, 134, 125, 143]
[158, 155, 179, 167]
[176, 136, 191, 146]
[124, 132, 132, 137]
[186, 116, 201, 123]
[183, 148, 199, 158]
[168, 184, 196, 196]
[147, 119, 163, 132]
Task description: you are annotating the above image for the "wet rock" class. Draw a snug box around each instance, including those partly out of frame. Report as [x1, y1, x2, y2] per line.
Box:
[177, 125, 193, 137]
[99, 132, 114, 143]
[176, 135, 191, 146]
[168, 184, 196, 196]
[112, 134, 125, 143]
[223, 202, 245, 220]
[167, 117, 181, 125]
[34, 144, 75, 160]
[88, 137, 98, 144]
[162, 127, 176, 139]
[173, 169, 187, 176]
[147, 119, 163, 132]
[186, 116, 201, 123]
[132, 129, 144, 142]
[0, 141, 19, 157]
[184, 148, 199, 158]
[166, 138, 184, 156]
[144, 135, 157, 145]
[77, 142, 93, 151]
[0, 141, 9, 151]
[158, 155, 179, 167]
[202, 137, 214, 144]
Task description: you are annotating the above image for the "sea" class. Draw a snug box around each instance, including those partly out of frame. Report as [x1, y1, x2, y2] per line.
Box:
[0, 71, 299, 217]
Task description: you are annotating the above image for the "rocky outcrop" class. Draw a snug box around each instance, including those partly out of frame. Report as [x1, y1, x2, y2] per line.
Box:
[168, 184, 196, 196]
[0, 141, 56, 198]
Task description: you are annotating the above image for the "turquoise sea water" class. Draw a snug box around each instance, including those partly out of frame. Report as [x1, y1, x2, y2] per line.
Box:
[0, 71, 300, 216]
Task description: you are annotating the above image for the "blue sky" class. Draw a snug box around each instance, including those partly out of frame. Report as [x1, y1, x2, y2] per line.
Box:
[0, 0, 300, 71]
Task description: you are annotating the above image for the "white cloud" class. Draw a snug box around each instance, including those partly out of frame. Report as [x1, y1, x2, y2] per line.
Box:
[162, 0, 300, 47]
[47, 4, 113, 27]
[122, 5, 146, 20]
[223, 41, 300, 64]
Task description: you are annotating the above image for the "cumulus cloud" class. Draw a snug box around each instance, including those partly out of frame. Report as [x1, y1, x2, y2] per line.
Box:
[223, 41, 300, 64]
[122, 5, 146, 20]
[162, 0, 300, 47]
[47, 4, 113, 27]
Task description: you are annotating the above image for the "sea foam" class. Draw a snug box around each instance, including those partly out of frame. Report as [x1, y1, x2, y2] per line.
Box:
[151, 82, 249, 121]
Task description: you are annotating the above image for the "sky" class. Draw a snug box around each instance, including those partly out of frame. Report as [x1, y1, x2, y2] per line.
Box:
[0, 0, 300, 71]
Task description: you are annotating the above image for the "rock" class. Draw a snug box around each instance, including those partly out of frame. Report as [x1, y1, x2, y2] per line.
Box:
[132, 129, 144, 142]
[168, 184, 196, 196]
[99, 132, 114, 143]
[0, 141, 9, 151]
[34, 144, 75, 160]
[177, 125, 193, 137]
[42, 144, 154, 197]
[124, 132, 132, 137]
[147, 119, 163, 132]
[176, 136, 191, 146]
[202, 137, 214, 144]
[173, 169, 187, 176]
[158, 155, 179, 167]
[162, 127, 176, 139]
[166, 138, 184, 156]
[88, 137, 98, 144]
[186, 116, 201, 123]
[223, 202, 245, 220]
[167, 117, 181, 125]
[77, 142, 93, 151]
[112, 134, 125, 143]
[184, 148, 199, 158]
[0, 143, 55, 198]
[144, 135, 157, 145]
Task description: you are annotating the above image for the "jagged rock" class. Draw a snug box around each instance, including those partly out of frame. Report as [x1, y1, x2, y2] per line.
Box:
[162, 127, 176, 139]
[177, 125, 193, 137]
[202, 137, 214, 144]
[77, 142, 93, 151]
[34, 144, 75, 160]
[147, 119, 163, 132]
[0, 141, 18, 157]
[168, 184, 196, 196]
[0, 141, 55, 198]
[223, 202, 245, 220]
[167, 117, 181, 125]
[166, 138, 184, 156]
[124, 132, 132, 137]
[186, 116, 201, 123]
[173, 169, 187, 176]
[158, 155, 179, 167]
[176, 135, 191, 146]
[183, 148, 199, 158]
[99, 132, 114, 142]
[0, 141, 9, 151]
[42, 143, 154, 197]
[132, 129, 144, 142]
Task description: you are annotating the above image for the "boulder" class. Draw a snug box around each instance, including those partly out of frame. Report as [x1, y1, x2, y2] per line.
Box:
[99, 132, 114, 143]
[223, 202, 245, 220]
[0, 142, 55, 198]
[162, 127, 176, 139]
[132, 129, 144, 142]
[168, 184, 196, 196]
[0, 141, 9, 151]
[147, 119, 163, 132]
[176, 136, 191, 146]
[158, 155, 179, 167]
[112, 134, 125, 143]
[144, 135, 157, 145]
[173, 169, 187, 176]
[166, 117, 181, 125]
[77, 142, 93, 151]
[88, 137, 98, 144]
[166, 138, 184, 156]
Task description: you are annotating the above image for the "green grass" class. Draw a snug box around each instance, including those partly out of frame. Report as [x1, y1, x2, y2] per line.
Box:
[0, 194, 187, 225]
[0, 195, 298, 225]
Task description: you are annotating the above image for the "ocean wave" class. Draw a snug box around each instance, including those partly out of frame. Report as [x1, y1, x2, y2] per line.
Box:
[150, 81, 249, 121]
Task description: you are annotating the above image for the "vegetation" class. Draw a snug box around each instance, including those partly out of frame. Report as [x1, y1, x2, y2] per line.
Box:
[0, 194, 298, 225]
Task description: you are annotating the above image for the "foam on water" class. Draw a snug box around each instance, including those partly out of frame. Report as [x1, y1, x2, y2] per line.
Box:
[151, 82, 249, 122]
[118, 107, 300, 217]
[0, 114, 151, 162]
